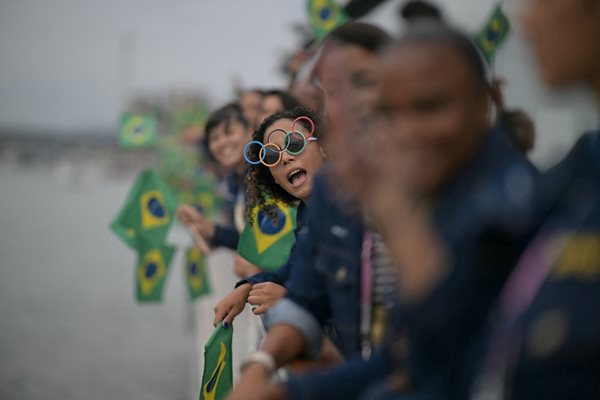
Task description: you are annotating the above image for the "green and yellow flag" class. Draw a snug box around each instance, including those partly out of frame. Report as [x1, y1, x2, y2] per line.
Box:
[237, 202, 297, 271]
[110, 169, 178, 248]
[185, 246, 211, 300]
[110, 204, 138, 250]
[475, 4, 511, 63]
[307, 0, 349, 40]
[119, 113, 158, 149]
[199, 324, 233, 400]
[135, 241, 175, 302]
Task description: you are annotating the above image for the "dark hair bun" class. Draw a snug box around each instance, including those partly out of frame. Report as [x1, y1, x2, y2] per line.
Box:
[400, 0, 442, 23]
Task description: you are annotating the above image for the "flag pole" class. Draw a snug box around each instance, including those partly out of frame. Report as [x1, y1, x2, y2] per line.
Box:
[186, 224, 211, 254]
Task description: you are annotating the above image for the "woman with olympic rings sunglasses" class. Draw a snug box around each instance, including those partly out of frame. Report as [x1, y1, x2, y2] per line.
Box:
[245, 107, 326, 212]
[213, 106, 327, 326]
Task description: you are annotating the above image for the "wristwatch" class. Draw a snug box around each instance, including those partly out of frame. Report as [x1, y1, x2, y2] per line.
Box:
[240, 351, 276, 375]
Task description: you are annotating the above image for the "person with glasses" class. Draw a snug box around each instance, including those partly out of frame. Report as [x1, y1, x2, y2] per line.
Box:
[213, 107, 327, 326]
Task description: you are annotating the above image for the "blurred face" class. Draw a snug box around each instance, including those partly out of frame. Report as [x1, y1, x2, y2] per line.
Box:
[316, 43, 379, 187]
[520, 0, 600, 90]
[256, 95, 284, 128]
[263, 118, 325, 203]
[240, 91, 263, 128]
[372, 42, 490, 195]
[207, 118, 251, 170]
[291, 81, 325, 114]
[319, 44, 379, 117]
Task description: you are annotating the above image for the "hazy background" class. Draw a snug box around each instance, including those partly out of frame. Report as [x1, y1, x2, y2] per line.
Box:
[0, 1, 598, 399]
[1, 0, 598, 163]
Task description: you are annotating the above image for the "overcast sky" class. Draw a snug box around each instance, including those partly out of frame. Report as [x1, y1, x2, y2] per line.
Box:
[0, 0, 597, 164]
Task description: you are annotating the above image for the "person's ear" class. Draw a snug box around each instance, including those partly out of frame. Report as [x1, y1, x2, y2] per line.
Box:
[319, 145, 327, 159]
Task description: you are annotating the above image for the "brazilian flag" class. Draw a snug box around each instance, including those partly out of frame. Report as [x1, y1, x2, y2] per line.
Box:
[475, 4, 511, 63]
[119, 113, 157, 149]
[185, 246, 211, 300]
[110, 169, 177, 248]
[192, 180, 221, 219]
[199, 324, 233, 400]
[237, 201, 297, 271]
[110, 203, 138, 250]
[135, 241, 175, 302]
[307, 0, 349, 40]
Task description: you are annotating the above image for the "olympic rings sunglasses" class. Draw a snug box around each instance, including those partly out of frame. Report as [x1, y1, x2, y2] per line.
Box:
[243, 116, 318, 167]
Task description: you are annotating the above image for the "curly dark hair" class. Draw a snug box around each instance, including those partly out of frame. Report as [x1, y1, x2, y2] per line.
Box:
[245, 106, 324, 225]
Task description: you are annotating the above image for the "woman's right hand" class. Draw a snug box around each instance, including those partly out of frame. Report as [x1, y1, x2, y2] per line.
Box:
[213, 283, 252, 327]
[176, 204, 216, 240]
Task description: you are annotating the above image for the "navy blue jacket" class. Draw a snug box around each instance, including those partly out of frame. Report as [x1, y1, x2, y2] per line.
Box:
[400, 130, 542, 399]
[502, 131, 600, 399]
[283, 167, 366, 357]
[286, 129, 543, 400]
[210, 172, 243, 250]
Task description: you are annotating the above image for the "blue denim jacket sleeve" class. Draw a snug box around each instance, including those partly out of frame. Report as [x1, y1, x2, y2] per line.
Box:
[239, 260, 291, 286]
[259, 180, 333, 357]
[284, 347, 393, 400]
[210, 224, 240, 250]
[282, 177, 333, 328]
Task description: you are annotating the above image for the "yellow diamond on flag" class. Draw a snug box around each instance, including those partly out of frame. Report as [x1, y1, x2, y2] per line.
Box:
[140, 190, 169, 229]
[187, 247, 204, 291]
[251, 202, 294, 255]
[121, 114, 156, 146]
[137, 249, 167, 296]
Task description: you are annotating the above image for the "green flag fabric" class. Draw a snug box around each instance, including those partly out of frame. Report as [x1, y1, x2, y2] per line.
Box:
[199, 324, 233, 400]
[135, 241, 175, 302]
[185, 246, 211, 300]
[110, 169, 178, 248]
[307, 0, 349, 40]
[110, 210, 138, 250]
[237, 201, 297, 271]
[119, 113, 158, 149]
[475, 4, 511, 63]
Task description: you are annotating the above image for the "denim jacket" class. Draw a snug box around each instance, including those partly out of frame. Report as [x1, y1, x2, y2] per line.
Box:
[279, 129, 544, 400]
[489, 131, 600, 400]
[266, 166, 366, 358]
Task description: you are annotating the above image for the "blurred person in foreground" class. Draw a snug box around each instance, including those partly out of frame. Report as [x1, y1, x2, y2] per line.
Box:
[348, 2, 547, 398]
[226, 21, 397, 400]
[467, 0, 600, 399]
[228, 5, 543, 398]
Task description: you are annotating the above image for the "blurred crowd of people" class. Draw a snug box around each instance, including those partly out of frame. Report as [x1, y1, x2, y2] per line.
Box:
[176, 1, 600, 399]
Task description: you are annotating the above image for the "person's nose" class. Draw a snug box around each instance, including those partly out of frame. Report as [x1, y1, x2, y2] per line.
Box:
[280, 150, 295, 166]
